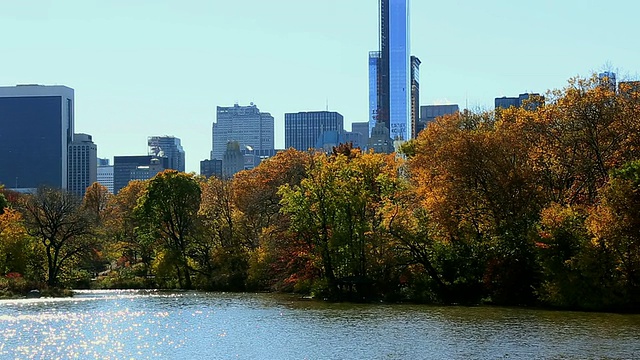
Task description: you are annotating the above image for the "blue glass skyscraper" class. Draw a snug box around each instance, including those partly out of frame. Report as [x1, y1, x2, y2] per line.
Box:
[369, 0, 411, 144]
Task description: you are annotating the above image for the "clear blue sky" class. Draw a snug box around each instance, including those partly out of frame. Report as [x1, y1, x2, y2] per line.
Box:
[2, 0, 639, 173]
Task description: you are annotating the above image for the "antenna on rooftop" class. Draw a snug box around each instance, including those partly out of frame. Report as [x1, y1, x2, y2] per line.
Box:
[326, 97, 329, 111]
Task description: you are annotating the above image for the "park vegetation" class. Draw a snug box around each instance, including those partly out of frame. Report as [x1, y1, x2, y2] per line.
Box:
[1, 75, 639, 311]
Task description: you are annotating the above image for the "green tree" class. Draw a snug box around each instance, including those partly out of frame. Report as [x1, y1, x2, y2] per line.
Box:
[19, 187, 93, 287]
[137, 170, 201, 289]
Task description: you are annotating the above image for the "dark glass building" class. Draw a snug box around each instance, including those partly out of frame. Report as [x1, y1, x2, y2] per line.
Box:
[284, 111, 344, 151]
[0, 85, 74, 190]
[113, 155, 168, 194]
[200, 159, 223, 178]
[148, 136, 185, 172]
[495, 93, 543, 111]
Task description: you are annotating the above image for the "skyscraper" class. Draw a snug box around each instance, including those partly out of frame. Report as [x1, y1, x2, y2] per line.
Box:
[410, 56, 421, 139]
[284, 111, 344, 151]
[68, 133, 97, 197]
[211, 103, 274, 160]
[97, 158, 114, 193]
[148, 136, 185, 172]
[0, 85, 74, 190]
[369, 0, 411, 144]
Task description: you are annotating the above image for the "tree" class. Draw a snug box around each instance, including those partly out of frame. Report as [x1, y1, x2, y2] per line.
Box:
[19, 187, 93, 287]
[137, 170, 201, 289]
[103, 180, 153, 274]
[0, 208, 31, 276]
[83, 182, 111, 225]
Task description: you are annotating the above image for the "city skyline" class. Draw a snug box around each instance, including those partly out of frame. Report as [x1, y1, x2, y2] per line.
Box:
[2, 1, 640, 172]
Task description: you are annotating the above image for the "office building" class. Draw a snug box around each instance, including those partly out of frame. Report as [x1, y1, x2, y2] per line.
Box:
[285, 111, 344, 151]
[369, 0, 412, 143]
[417, 104, 459, 134]
[68, 133, 97, 197]
[148, 136, 185, 172]
[352, 122, 370, 150]
[315, 131, 362, 153]
[113, 155, 168, 193]
[495, 93, 543, 110]
[211, 103, 274, 160]
[368, 121, 394, 154]
[130, 158, 166, 182]
[97, 158, 114, 193]
[200, 159, 223, 178]
[222, 141, 245, 178]
[0, 85, 74, 190]
[410, 56, 421, 139]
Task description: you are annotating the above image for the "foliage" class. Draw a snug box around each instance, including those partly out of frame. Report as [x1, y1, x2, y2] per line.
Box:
[4, 74, 639, 310]
[19, 187, 93, 287]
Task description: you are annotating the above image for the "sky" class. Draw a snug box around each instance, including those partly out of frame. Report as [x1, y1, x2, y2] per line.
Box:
[2, 0, 639, 173]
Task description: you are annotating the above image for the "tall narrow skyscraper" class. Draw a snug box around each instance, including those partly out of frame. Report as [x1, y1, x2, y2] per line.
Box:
[410, 56, 421, 139]
[68, 133, 97, 197]
[369, 0, 412, 146]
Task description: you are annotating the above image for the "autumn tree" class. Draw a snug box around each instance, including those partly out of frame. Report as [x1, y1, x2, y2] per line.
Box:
[83, 182, 111, 225]
[198, 176, 247, 290]
[0, 208, 31, 276]
[19, 187, 93, 287]
[233, 149, 313, 291]
[137, 170, 201, 289]
[103, 180, 153, 275]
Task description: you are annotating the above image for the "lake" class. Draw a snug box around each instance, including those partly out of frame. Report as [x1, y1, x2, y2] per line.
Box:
[1, 290, 639, 359]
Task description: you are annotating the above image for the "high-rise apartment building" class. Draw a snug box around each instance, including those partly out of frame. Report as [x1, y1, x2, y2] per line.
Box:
[97, 158, 114, 193]
[369, 0, 412, 144]
[148, 136, 185, 172]
[211, 103, 274, 160]
[0, 85, 74, 190]
[68, 133, 97, 197]
[285, 111, 344, 151]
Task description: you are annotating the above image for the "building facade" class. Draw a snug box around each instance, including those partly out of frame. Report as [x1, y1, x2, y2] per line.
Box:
[0, 85, 74, 190]
[495, 93, 543, 110]
[148, 136, 185, 172]
[410, 56, 421, 139]
[113, 155, 168, 193]
[351, 121, 370, 150]
[97, 158, 114, 193]
[200, 159, 223, 178]
[222, 141, 245, 179]
[417, 104, 459, 135]
[211, 103, 274, 160]
[68, 133, 97, 197]
[284, 111, 344, 151]
[369, 0, 411, 143]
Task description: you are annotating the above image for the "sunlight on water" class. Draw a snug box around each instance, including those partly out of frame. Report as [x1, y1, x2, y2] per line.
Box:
[1, 291, 639, 359]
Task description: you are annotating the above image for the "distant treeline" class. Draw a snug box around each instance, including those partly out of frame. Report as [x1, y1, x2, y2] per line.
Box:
[1, 74, 639, 311]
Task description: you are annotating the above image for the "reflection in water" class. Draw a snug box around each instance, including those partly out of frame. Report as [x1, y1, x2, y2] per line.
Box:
[1, 290, 639, 359]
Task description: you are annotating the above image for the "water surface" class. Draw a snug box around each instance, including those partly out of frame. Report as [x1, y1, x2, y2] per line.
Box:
[1, 290, 639, 359]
